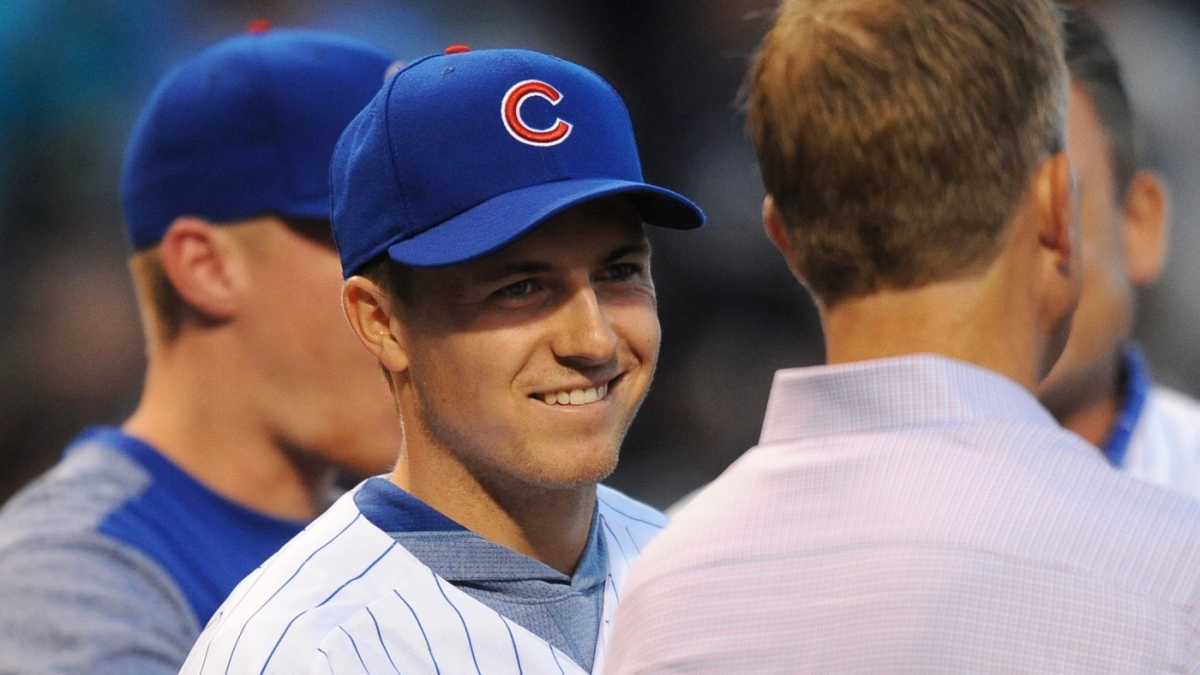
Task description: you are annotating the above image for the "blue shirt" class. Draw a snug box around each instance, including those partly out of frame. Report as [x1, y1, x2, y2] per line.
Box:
[0, 426, 307, 673]
[90, 427, 307, 622]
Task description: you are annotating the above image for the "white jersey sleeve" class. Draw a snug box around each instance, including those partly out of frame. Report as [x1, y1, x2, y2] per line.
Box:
[1123, 385, 1200, 500]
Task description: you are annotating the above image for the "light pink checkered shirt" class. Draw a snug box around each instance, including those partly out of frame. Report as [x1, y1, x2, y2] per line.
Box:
[606, 355, 1200, 673]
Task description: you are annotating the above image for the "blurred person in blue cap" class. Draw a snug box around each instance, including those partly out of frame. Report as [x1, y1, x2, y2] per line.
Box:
[182, 46, 704, 674]
[1037, 7, 1200, 497]
[0, 25, 403, 673]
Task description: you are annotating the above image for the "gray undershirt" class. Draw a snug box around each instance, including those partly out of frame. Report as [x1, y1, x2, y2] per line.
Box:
[386, 509, 608, 671]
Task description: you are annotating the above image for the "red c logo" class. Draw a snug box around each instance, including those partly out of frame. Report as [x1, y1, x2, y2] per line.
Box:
[502, 80, 573, 147]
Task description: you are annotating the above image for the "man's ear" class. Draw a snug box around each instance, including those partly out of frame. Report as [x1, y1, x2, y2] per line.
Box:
[1029, 148, 1081, 379]
[763, 195, 806, 283]
[1035, 149, 1078, 278]
[342, 276, 408, 375]
[1123, 169, 1169, 288]
[157, 216, 243, 321]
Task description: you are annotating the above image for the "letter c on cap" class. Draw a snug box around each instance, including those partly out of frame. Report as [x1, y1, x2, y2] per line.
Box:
[502, 80, 572, 147]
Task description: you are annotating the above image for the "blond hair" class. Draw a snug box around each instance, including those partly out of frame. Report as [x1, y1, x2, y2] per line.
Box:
[128, 247, 190, 349]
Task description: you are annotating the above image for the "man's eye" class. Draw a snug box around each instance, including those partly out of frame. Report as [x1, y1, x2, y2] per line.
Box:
[495, 279, 540, 299]
[601, 263, 642, 281]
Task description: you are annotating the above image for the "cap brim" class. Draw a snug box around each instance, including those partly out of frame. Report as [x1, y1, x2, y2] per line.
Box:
[386, 178, 704, 267]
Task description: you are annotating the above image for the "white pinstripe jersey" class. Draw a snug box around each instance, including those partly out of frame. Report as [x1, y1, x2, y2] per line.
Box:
[1124, 388, 1200, 500]
[180, 483, 664, 674]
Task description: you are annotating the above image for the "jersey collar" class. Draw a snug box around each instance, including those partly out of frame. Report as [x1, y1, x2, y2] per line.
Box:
[1102, 343, 1152, 468]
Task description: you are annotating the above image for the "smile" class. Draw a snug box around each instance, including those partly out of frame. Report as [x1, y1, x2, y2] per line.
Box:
[537, 382, 609, 406]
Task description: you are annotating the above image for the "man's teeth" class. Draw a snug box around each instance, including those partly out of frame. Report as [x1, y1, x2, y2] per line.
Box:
[541, 383, 608, 405]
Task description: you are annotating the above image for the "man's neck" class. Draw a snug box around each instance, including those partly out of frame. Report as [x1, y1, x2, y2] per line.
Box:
[1046, 351, 1127, 450]
[390, 458, 595, 576]
[821, 276, 1046, 392]
[123, 349, 330, 522]
[1056, 392, 1121, 449]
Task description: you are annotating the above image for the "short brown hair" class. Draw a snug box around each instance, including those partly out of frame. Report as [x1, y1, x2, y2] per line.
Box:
[746, 0, 1067, 306]
[357, 255, 415, 309]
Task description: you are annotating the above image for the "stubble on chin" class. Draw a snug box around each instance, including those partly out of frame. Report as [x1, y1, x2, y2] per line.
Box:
[415, 390, 635, 496]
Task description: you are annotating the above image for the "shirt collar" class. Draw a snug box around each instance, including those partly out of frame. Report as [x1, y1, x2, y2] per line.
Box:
[353, 476, 468, 533]
[354, 477, 608, 590]
[759, 354, 1057, 445]
[1101, 342, 1152, 467]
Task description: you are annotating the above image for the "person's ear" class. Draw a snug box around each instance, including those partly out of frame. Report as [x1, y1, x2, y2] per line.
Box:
[1123, 169, 1169, 288]
[1035, 149, 1078, 278]
[763, 195, 806, 282]
[1029, 148, 1081, 380]
[342, 276, 408, 375]
[157, 217, 243, 322]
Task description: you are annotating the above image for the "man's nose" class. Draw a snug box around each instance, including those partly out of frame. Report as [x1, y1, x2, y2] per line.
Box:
[549, 286, 619, 367]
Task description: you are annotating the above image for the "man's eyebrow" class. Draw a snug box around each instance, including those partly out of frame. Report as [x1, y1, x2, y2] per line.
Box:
[472, 261, 554, 286]
[471, 240, 652, 286]
[604, 241, 652, 264]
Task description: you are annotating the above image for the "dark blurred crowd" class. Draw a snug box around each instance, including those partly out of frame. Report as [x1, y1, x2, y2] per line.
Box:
[2, 0, 1198, 507]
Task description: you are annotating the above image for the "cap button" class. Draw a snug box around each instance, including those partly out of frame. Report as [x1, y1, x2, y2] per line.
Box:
[246, 18, 272, 34]
[444, 44, 471, 55]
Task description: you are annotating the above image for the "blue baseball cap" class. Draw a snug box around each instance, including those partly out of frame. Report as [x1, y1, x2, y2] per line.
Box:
[331, 47, 704, 275]
[121, 27, 397, 249]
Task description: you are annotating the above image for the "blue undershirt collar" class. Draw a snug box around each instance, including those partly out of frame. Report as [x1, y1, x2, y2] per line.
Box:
[353, 477, 606, 587]
[352, 476, 608, 669]
[352, 475, 469, 534]
[1102, 343, 1152, 468]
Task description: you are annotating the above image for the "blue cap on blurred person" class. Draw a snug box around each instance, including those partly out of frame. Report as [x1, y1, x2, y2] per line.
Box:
[121, 26, 396, 249]
[330, 47, 704, 276]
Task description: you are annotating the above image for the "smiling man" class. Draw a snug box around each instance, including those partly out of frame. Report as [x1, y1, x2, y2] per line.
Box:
[182, 47, 703, 674]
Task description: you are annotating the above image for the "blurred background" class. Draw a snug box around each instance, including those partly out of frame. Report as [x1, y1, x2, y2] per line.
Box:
[1, 0, 1197, 509]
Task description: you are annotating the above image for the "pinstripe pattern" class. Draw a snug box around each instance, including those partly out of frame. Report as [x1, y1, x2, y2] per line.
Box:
[181, 484, 665, 674]
[606, 355, 1200, 673]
